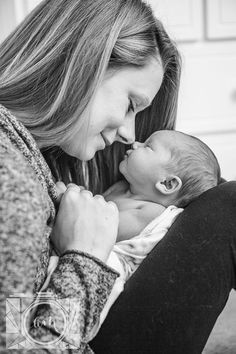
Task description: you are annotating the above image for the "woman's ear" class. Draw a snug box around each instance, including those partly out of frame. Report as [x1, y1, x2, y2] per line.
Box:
[155, 176, 182, 195]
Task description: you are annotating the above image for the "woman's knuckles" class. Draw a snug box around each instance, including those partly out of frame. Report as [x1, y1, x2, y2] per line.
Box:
[81, 190, 93, 197]
[107, 200, 119, 211]
[63, 188, 80, 201]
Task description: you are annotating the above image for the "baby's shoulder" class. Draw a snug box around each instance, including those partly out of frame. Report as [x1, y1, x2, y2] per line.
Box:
[121, 201, 166, 231]
[138, 200, 165, 209]
[137, 201, 166, 218]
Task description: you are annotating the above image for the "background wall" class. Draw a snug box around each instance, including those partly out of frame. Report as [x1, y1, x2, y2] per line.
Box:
[0, 0, 236, 180]
[147, 0, 236, 181]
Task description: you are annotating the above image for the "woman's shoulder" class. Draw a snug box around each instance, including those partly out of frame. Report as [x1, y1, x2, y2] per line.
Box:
[0, 127, 18, 154]
[0, 129, 50, 215]
[0, 128, 52, 265]
[0, 129, 36, 182]
[0, 129, 53, 302]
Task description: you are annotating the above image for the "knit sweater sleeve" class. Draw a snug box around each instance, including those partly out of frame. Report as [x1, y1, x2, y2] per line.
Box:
[36, 252, 119, 349]
[0, 138, 118, 352]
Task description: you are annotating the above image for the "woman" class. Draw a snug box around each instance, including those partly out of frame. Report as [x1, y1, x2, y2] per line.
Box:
[0, 0, 235, 353]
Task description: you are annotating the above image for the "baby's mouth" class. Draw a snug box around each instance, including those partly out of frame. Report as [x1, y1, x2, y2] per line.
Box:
[125, 149, 133, 157]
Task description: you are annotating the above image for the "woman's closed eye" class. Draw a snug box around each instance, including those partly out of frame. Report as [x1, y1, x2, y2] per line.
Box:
[145, 142, 152, 150]
[127, 99, 135, 113]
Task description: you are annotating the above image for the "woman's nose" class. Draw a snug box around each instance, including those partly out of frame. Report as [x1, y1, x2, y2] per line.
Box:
[116, 116, 135, 145]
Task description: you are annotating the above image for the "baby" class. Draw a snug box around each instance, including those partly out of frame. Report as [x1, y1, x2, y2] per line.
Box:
[91, 129, 221, 334]
[105, 129, 221, 242]
[47, 130, 221, 337]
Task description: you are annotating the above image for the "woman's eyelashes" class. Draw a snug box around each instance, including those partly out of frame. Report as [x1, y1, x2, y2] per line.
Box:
[127, 98, 135, 113]
[145, 142, 152, 149]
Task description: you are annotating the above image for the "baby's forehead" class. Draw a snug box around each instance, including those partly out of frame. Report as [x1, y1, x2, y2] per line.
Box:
[149, 131, 189, 147]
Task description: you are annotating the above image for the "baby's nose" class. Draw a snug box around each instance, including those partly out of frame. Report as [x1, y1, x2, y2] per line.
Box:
[132, 141, 143, 150]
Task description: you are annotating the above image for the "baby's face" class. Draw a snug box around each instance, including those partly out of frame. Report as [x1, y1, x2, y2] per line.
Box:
[119, 131, 172, 191]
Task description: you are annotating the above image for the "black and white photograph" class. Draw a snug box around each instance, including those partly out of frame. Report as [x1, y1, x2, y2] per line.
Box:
[1, 0, 236, 353]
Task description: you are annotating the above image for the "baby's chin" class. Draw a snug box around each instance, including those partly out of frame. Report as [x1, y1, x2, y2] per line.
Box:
[119, 159, 134, 186]
[119, 157, 127, 176]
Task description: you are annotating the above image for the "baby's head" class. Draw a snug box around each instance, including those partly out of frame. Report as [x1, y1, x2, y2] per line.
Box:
[119, 130, 221, 207]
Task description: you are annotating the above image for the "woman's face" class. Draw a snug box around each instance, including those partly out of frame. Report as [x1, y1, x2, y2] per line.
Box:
[62, 57, 164, 160]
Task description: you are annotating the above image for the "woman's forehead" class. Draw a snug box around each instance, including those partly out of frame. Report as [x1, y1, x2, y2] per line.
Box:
[105, 58, 164, 93]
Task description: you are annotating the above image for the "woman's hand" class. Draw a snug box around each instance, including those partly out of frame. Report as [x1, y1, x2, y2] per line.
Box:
[51, 183, 119, 263]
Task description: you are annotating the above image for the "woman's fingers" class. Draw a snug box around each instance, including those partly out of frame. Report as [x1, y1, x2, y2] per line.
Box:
[94, 194, 105, 201]
[67, 183, 85, 190]
[78, 185, 86, 190]
[81, 190, 93, 197]
[67, 183, 82, 192]
[55, 182, 84, 205]
[51, 185, 119, 262]
[107, 200, 119, 212]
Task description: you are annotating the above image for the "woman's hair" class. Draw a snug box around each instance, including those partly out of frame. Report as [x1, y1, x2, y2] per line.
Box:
[0, 0, 181, 193]
[167, 132, 221, 208]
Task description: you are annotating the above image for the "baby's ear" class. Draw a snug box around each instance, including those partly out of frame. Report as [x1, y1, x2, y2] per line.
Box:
[155, 176, 182, 195]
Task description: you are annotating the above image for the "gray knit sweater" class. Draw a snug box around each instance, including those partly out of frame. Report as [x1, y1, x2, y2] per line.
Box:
[0, 105, 118, 353]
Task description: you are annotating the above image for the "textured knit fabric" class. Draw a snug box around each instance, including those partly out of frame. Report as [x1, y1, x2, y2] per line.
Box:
[0, 104, 118, 353]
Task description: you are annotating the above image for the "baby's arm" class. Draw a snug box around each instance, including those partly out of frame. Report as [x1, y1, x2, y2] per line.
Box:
[117, 203, 165, 242]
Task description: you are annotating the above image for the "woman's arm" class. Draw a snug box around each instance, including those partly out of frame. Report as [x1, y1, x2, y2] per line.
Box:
[0, 143, 118, 351]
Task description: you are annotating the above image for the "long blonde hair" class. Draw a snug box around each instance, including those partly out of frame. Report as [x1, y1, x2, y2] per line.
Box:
[0, 0, 181, 192]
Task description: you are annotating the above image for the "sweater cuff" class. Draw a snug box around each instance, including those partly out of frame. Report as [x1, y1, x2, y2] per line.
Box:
[60, 250, 120, 277]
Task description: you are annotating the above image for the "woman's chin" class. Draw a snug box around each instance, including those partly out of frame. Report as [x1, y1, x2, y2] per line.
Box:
[60, 147, 87, 161]
[77, 150, 96, 161]
[60, 141, 105, 161]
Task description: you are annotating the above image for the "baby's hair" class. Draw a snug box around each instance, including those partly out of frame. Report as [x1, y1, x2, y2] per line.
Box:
[167, 131, 221, 208]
